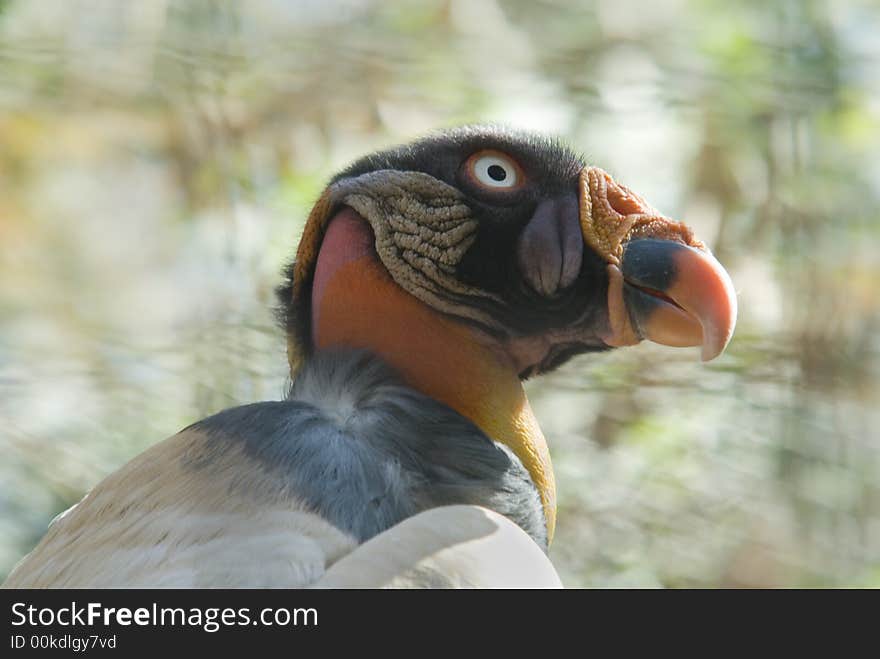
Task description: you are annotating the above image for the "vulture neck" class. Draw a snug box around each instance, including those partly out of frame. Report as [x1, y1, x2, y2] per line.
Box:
[306, 210, 556, 541]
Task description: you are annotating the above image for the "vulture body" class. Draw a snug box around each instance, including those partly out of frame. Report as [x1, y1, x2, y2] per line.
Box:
[3, 126, 736, 588]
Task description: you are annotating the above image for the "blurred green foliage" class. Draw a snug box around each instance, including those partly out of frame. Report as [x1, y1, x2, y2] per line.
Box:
[0, 0, 878, 587]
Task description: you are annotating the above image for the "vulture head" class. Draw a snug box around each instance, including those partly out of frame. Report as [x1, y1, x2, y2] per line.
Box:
[276, 125, 737, 542]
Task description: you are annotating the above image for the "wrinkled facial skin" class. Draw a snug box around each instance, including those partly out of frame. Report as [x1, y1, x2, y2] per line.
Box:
[333, 127, 614, 373]
[281, 126, 736, 380]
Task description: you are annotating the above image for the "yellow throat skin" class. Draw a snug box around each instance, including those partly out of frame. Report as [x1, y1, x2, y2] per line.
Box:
[307, 249, 557, 544]
[281, 151, 741, 551]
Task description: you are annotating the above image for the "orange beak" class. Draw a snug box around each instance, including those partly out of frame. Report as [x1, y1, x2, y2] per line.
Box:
[579, 167, 738, 361]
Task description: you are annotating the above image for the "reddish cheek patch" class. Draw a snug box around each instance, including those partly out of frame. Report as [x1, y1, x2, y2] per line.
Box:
[311, 208, 376, 340]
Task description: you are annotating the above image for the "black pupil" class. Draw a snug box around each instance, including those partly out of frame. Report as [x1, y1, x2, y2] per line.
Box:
[487, 164, 507, 182]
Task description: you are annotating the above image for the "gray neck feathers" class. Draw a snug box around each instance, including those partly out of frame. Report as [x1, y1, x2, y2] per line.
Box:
[191, 349, 548, 550]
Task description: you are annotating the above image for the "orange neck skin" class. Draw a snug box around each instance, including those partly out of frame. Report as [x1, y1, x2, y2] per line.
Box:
[310, 210, 556, 541]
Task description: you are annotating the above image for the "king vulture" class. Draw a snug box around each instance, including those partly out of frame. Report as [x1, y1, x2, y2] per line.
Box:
[2, 126, 736, 588]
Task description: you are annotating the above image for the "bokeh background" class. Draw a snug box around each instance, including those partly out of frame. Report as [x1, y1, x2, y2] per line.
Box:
[1, 0, 878, 587]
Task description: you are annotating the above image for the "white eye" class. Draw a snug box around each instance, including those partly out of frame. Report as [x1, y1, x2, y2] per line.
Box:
[467, 151, 522, 190]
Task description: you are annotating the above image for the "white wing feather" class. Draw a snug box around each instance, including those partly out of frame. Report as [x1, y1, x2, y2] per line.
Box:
[3, 429, 558, 588]
[315, 505, 561, 588]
